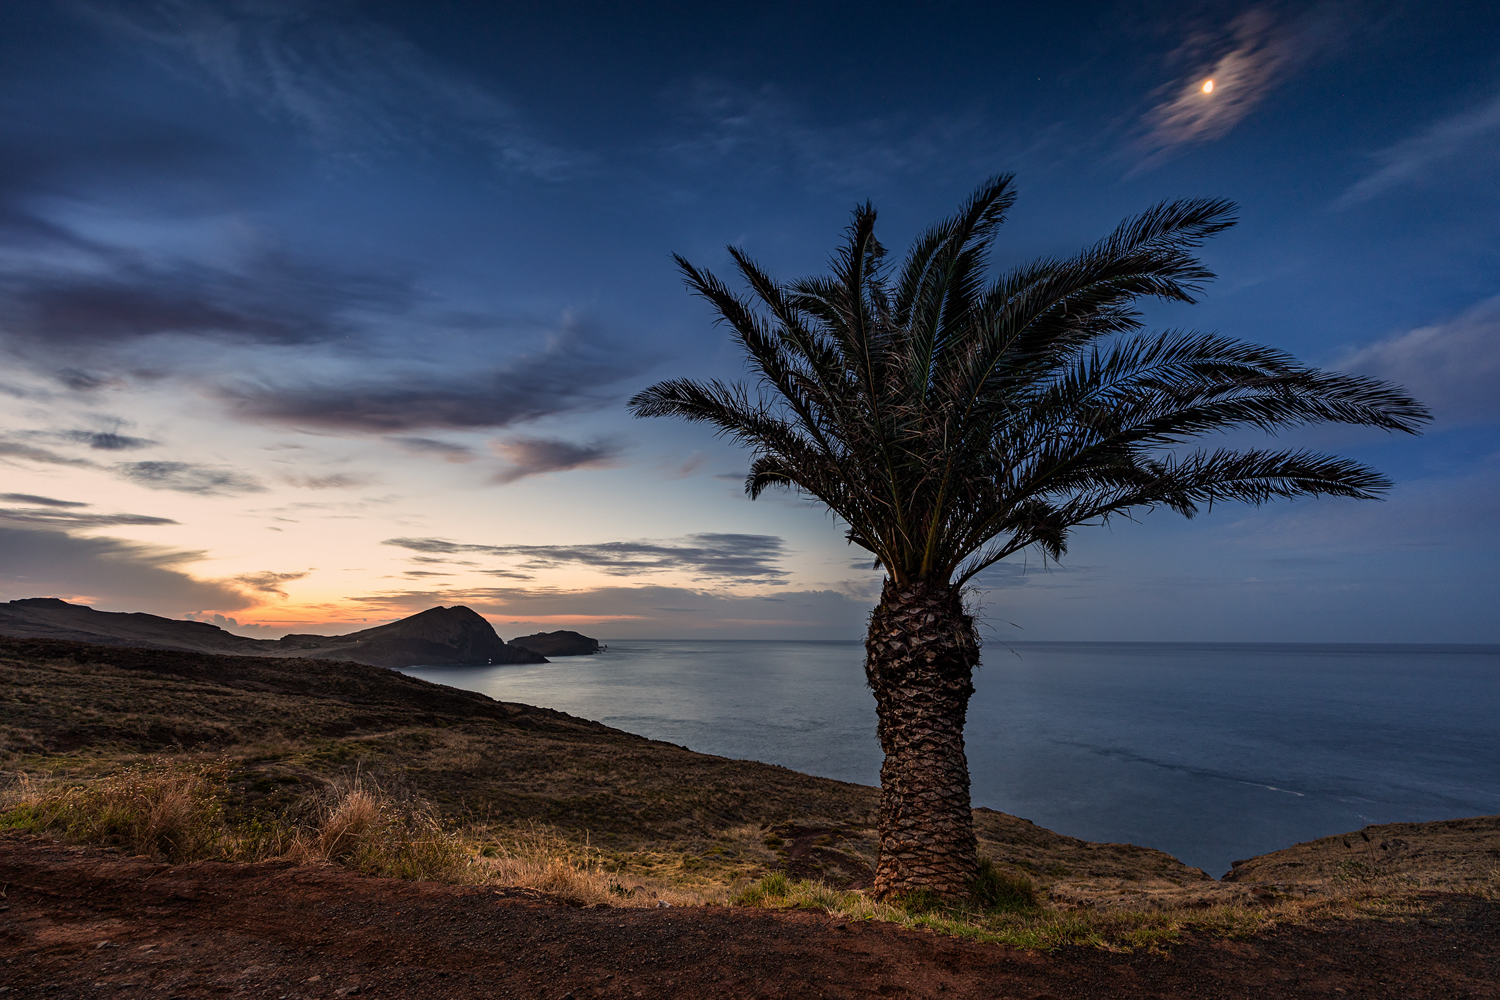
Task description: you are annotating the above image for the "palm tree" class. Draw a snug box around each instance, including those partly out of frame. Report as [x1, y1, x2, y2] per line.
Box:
[628, 175, 1429, 900]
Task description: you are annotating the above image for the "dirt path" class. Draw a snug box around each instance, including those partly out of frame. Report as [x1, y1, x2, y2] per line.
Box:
[2, 839, 1496, 999]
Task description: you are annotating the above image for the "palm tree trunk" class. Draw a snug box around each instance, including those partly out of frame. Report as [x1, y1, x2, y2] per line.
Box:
[864, 577, 980, 900]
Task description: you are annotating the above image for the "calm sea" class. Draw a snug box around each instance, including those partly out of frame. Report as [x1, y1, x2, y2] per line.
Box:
[401, 640, 1500, 877]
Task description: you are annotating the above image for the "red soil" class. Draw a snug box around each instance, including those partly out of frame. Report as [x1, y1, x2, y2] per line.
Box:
[3, 838, 1496, 999]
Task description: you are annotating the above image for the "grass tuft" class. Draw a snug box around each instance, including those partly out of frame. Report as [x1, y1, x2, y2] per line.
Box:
[1, 760, 227, 862]
[972, 857, 1040, 913]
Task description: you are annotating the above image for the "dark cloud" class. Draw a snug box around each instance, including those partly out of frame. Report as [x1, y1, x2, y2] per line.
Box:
[0, 440, 96, 467]
[0, 505, 177, 528]
[0, 493, 88, 508]
[492, 436, 620, 484]
[0, 115, 410, 355]
[232, 570, 309, 597]
[0, 525, 251, 613]
[54, 370, 118, 392]
[0, 250, 414, 350]
[63, 429, 156, 450]
[383, 532, 787, 581]
[115, 460, 266, 495]
[219, 326, 644, 432]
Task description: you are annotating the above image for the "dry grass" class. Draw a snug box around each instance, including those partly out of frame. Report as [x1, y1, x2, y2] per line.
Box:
[3, 641, 1494, 951]
[0, 760, 229, 862]
[0, 762, 465, 881]
[724, 869, 1396, 952]
[0, 761, 712, 907]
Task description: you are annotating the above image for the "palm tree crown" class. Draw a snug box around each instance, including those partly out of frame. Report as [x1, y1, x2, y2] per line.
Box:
[630, 175, 1429, 587]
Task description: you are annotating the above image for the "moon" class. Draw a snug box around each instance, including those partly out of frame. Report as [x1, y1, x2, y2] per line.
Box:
[1202, 79, 1215, 94]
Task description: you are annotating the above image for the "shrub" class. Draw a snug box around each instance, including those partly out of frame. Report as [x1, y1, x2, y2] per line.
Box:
[306, 779, 467, 882]
[1, 760, 227, 862]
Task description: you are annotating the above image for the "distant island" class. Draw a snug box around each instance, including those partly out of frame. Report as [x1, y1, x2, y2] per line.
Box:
[0, 598, 601, 669]
[508, 629, 604, 656]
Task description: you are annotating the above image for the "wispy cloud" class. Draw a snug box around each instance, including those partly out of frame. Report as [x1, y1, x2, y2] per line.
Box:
[1340, 294, 1500, 425]
[389, 437, 478, 463]
[282, 473, 371, 490]
[115, 460, 266, 495]
[0, 246, 414, 350]
[219, 320, 644, 432]
[232, 569, 309, 597]
[79, 0, 579, 177]
[0, 493, 89, 508]
[1136, 5, 1342, 164]
[0, 505, 178, 528]
[384, 533, 788, 583]
[0, 440, 96, 467]
[1336, 91, 1500, 207]
[62, 429, 157, 450]
[491, 436, 621, 484]
[662, 79, 987, 191]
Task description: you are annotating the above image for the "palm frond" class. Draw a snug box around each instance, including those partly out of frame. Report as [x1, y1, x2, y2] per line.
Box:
[630, 176, 1428, 587]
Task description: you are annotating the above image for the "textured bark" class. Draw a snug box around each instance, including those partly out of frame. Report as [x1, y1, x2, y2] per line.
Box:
[864, 578, 980, 900]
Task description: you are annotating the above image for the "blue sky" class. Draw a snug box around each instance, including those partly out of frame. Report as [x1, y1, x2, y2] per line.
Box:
[0, 0, 1495, 642]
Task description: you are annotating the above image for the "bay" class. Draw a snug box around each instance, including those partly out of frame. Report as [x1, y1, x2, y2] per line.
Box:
[402, 640, 1500, 876]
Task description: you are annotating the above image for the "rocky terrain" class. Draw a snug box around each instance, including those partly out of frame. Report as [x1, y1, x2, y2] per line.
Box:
[0, 599, 545, 667]
[2, 635, 1496, 998]
[4, 839, 1496, 999]
[509, 628, 603, 656]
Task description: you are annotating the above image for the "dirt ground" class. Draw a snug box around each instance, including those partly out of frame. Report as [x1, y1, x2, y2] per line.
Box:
[4, 839, 1497, 1000]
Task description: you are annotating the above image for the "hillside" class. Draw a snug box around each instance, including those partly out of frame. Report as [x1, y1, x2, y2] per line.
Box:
[0, 599, 545, 667]
[2, 635, 1496, 998]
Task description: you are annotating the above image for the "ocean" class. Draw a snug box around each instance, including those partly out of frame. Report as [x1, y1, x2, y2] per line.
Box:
[401, 640, 1500, 877]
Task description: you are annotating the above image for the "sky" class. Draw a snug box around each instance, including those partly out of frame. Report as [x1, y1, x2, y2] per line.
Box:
[0, 0, 1496, 643]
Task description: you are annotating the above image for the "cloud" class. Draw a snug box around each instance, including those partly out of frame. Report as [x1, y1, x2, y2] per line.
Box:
[0, 440, 96, 467]
[232, 569, 309, 597]
[0, 247, 414, 351]
[0, 525, 251, 614]
[218, 322, 644, 432]
[383, 533, 789, 582]
[343, 583, 871, 640]
[0, 493, 88, 508]
[389, 437, 477, 462]
[491, 436, 621, 483]
[282, 473, 372, 490]
[1336, 90, 1500, 207]
[656, 451, 708, 480]
[79, 0, 578, 178]
[115, 460, 266, 495]
[1340, 295, 1500, 424]
[1136, 5, 1342, 163]
[663, 79, 987, 191]
[0, 504, 178, 528]
[62, 430, 157, 450]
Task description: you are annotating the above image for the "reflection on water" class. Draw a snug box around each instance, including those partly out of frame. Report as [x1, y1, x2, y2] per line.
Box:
[402, 639, 1500, 876]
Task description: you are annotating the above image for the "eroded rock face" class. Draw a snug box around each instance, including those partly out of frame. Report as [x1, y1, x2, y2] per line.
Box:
[0, 599, 546, 668]
[507, 629, 602, 657]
